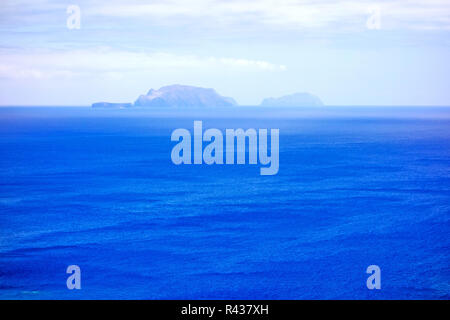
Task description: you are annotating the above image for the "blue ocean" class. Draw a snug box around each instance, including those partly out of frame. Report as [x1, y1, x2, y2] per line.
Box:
[0, 106, 449, 299]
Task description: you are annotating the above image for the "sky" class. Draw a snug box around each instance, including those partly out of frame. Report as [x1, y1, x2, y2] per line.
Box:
[0, 0, 449, 106]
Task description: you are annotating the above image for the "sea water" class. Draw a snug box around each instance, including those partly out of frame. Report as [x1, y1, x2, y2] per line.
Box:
[0, 106, 449, 299]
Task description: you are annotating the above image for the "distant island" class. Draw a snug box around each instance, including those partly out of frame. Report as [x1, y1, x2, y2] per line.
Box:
[92, 85, 236, 108]
[135, 85, 237, 107]
[91, 84, 323, 108]
[260, 92, 323, 107]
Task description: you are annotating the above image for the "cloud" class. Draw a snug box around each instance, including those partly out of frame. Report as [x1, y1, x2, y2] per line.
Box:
[213, 58, 286, 71]
[0, 47, 286, 80]
[86, 0, 450, 31]
[1, 0, 450, 35]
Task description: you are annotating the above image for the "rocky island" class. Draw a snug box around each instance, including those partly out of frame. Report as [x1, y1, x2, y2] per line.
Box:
[91, 85, 324, 108]
[134, 84, 237, 107]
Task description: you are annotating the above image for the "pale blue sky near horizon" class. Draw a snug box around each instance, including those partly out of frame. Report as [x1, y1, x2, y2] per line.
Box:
[0, 0, 449, 106]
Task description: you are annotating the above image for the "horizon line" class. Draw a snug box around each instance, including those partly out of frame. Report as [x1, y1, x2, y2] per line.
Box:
[1, 105, 450, 108]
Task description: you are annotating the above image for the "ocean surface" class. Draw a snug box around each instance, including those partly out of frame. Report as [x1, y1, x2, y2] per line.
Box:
[0, 106, 449, 299]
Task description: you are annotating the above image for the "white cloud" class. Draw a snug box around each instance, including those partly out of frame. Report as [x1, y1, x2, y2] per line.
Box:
[86, 0, 450, 31]
[214, 57, 286, 71]
[0, 47, 286, 80]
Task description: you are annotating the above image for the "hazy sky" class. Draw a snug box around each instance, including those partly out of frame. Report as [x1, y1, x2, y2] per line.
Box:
[0, 0, 449, 106]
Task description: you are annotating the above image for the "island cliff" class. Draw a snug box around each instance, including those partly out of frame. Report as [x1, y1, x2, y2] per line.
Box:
[134, 85, 237, 107]
[91, 85, 324, 108]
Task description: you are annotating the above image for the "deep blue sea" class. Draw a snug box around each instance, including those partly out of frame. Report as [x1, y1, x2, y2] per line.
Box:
[0, 106, 449, 299]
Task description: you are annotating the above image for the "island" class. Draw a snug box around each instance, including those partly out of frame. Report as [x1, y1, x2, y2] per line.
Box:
[91, 85, 324, 108]
[260, 92, 323, 107]
[134, 84, 237, 107]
